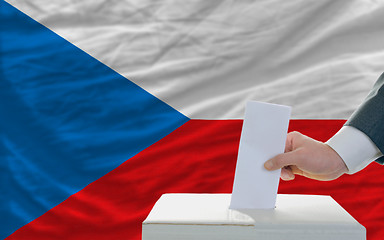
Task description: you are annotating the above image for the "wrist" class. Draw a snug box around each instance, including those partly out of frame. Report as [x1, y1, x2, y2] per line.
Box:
[326, 126, 382, 174]
[324, 143, 348, 178]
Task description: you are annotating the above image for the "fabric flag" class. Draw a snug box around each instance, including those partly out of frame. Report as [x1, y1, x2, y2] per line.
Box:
[1, 0, 384, 239]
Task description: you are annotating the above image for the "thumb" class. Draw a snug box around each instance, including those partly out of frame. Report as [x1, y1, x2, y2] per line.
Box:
[264, 151, 301, 171]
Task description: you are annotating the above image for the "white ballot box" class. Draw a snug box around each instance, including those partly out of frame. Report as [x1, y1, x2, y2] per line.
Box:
[142, 193, 366, 240]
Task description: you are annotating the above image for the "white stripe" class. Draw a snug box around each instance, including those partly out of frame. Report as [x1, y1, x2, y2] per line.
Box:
[7, 0, 384, 119]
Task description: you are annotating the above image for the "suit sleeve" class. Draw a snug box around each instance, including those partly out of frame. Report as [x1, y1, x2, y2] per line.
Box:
[345, 73, 384, 164]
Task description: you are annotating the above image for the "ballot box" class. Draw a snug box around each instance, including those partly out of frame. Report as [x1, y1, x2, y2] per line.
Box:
[142, 193, 365, 240]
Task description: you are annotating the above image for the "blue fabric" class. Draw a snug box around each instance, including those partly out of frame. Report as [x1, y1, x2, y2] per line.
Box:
[0, 1, 189, 238]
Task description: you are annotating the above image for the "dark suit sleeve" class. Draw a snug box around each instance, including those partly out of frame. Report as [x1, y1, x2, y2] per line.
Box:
[345, 73, 384, 164]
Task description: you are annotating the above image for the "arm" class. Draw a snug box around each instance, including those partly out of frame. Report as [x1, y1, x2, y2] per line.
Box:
[345, 72, 384, 164]
[264, 73, 384, 180]
[326, 126, 382, 174]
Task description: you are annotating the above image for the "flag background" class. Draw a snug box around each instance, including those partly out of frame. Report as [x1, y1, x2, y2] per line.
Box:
[2, 0, 384, 239]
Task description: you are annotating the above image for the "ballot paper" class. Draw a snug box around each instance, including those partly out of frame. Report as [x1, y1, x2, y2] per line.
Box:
[230, 101, 291, 209]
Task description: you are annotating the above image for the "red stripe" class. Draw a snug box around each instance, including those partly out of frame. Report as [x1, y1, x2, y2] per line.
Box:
[7, 119, 383, 240]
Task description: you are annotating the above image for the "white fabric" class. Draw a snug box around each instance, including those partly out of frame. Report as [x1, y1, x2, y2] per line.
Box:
[327, 126, 383, 174]
[6, 0, 384, 119]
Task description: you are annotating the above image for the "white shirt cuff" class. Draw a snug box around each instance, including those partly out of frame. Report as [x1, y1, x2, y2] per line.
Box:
[326, 126, 383, 174]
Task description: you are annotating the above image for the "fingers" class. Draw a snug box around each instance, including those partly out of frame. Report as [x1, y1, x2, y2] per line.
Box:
[284, 132, 294, 152]
[281, 167, 295, 181]
[285, 131, 302, 152]
[264, 150, 302, 171]
[289, 165, 304, 176]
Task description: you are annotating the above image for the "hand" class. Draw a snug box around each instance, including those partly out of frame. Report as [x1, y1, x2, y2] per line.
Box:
[264, 131, 348, 181]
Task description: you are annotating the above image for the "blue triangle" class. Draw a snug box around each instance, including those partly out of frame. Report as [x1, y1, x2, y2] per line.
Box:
[0, 1, 189, 238]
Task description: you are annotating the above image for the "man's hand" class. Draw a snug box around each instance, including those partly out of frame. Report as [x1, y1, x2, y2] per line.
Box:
[264, 131, 348, 181]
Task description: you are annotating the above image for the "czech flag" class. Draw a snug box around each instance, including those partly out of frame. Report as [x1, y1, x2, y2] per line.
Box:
[2, 1, 384, 239]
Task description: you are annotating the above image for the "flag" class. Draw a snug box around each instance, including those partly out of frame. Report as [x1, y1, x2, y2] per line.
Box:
[1, 0, 384, 239]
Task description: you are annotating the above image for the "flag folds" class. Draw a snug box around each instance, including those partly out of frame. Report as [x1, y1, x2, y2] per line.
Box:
[1, 1, 187, 238]
[1, 0, 384, 239]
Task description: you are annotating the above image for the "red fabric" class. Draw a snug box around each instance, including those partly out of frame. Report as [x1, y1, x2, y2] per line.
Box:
[8, 120, 383, 240]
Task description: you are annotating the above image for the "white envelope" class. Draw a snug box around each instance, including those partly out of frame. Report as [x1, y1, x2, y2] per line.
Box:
[230, 101, 291, 209]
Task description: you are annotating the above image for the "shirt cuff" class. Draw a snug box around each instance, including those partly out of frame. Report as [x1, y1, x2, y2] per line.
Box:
[326, 126, 383, 174]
